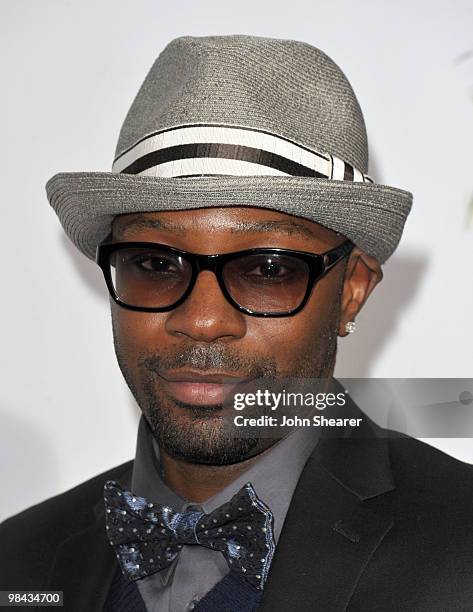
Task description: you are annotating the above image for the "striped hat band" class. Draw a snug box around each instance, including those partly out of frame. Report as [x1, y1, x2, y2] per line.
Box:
[112, 124, 373, 183]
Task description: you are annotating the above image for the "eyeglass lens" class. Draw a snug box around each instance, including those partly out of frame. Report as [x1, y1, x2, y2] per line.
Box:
[108, 246, 311, 313]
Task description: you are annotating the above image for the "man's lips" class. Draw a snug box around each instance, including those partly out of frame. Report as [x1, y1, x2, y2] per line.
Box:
[156, 370, 251, 406]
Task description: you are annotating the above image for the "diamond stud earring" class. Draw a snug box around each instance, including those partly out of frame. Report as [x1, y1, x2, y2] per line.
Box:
[345, 321, 356, 334]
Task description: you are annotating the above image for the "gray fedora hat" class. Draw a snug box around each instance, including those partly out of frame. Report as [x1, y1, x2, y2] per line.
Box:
[46, 34, 413, 264]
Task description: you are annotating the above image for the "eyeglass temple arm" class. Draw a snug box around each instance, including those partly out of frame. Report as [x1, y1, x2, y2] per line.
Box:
[95, 232, 114, 263]
[322, 240, 355, 272]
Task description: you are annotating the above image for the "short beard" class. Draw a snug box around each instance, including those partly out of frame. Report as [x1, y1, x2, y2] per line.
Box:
[142, 388, 264, 465]
[110, 282, 342, 466]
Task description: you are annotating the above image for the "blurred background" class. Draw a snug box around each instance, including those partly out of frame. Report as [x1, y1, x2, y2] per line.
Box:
[1, 0, 472, 521]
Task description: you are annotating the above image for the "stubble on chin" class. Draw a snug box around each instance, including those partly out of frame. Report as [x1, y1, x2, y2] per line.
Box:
[137, 326, 339, 465]
[139, 374, 262, 465]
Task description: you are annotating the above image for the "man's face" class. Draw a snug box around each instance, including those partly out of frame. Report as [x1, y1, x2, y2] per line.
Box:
[109, 207, 364, 465]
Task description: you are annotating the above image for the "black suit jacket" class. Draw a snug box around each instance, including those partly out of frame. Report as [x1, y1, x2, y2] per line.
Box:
[2, 404, 473, 611]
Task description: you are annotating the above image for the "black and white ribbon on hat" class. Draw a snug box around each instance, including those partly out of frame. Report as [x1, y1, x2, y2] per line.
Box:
[112, 124, 373, 183]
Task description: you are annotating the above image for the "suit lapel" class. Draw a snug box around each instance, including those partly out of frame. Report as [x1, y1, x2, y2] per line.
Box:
[47, 516, 117, 611]
[260, 396, 396, 612]
[46, 468, 134, 612]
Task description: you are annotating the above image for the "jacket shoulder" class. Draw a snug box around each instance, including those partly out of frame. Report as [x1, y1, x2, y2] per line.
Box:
[387, 434, 473, 504]
[382, 435, 473, 540]
[0, 460, 133, 588]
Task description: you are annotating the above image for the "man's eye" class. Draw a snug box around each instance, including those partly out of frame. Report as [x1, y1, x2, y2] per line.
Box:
[132, 256, 181, 273]
[244, 261, 292, 279]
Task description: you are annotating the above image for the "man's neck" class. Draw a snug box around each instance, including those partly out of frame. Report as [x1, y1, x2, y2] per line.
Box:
[158, 440, 280, 503]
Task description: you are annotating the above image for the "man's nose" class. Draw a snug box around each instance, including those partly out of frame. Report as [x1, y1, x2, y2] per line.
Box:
[164, 270, 247, 342]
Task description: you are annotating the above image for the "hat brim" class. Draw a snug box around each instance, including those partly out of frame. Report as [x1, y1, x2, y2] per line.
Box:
[45, 172, 413, 264]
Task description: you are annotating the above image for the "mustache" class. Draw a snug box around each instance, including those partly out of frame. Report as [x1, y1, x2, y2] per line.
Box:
[139, 344, 276, 378]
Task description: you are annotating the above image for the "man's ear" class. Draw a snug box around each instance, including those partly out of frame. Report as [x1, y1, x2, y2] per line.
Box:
[338, 247, 383, 337]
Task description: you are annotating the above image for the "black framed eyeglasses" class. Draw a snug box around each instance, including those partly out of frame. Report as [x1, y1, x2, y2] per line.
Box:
[95, 239, 354, 317]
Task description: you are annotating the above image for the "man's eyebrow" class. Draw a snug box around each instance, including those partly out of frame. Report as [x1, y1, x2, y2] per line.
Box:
[113, 219, 186, 238]
[229, 220, 319, 239]
[113, 218, 320, 240]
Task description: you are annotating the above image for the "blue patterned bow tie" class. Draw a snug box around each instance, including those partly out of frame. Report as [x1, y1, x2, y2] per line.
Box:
[103, 479, 276, 590]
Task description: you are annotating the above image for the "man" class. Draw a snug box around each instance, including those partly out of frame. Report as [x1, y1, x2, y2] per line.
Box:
[2, 35, 473, 611]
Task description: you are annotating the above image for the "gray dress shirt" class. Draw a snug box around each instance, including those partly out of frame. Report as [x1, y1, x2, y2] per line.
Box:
[129, 415, 321, 612]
